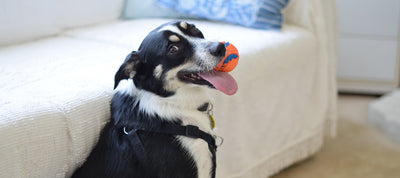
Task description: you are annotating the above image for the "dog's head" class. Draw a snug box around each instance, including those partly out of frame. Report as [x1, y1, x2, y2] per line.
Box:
[114, 21, 237, 97]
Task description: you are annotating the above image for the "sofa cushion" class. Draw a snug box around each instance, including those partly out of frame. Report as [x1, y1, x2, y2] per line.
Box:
[0, 0, 60, 46]
[0, 0, 124, 46]
[64, 19, 300, 53]
[57, 0, 124, 28]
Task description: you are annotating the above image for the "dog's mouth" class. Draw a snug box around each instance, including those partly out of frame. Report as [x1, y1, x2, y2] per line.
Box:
[178, 70, 238, 95]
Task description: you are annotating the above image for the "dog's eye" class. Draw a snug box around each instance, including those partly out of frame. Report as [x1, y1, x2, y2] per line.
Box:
[169, 45, 179, 54]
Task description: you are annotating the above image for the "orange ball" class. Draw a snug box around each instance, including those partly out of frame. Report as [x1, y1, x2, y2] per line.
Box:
[214, 41, 239, 72]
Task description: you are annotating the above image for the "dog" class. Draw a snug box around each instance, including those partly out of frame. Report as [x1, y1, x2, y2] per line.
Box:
[72, 21, 237, 178]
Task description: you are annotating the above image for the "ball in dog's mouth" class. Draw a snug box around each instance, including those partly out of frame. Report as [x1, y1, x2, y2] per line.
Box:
[178, 70, 238, 95]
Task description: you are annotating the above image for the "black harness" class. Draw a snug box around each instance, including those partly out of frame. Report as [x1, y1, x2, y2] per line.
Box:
[123, 122, 217, 177]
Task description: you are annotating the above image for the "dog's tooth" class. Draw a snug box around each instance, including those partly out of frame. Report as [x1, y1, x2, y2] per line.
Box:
[193, 74, 200, 80]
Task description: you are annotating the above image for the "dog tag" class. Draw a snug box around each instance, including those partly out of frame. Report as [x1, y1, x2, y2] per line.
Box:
[209, 114, 216, 129]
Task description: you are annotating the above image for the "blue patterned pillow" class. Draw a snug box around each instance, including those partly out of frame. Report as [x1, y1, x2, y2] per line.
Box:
[157, 0, 290, 30]
[120, 0, 192, 19]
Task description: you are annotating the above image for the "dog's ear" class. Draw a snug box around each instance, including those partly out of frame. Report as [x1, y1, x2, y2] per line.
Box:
[114, 51, 140, 89]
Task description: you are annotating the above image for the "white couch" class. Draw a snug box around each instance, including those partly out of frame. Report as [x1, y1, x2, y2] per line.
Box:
[0, 0, 338, 177]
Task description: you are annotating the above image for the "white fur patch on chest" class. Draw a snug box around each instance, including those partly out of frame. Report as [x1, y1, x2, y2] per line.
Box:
[178, 136, 213, 178]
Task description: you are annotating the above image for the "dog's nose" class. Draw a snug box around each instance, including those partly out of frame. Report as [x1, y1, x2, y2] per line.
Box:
[209, 42, 226, 57]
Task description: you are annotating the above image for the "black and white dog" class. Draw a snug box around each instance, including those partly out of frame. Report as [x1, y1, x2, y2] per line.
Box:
[72, 21, 237, 178]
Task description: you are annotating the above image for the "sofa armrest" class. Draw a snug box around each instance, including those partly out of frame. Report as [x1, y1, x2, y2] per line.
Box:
[285, 0, 339, 136]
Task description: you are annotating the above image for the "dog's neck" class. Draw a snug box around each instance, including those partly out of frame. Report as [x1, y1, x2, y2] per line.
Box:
[114, 79, 214, 132]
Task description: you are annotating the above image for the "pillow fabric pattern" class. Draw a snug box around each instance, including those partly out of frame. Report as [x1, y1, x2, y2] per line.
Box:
[157, 0, 290, 30]
[120, 0, 193, 19]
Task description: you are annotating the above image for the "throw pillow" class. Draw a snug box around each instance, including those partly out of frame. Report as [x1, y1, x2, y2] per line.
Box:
[157, 0, 290, 30]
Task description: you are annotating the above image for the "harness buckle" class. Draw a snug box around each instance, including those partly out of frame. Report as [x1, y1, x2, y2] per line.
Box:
[185, 125, 200, 138]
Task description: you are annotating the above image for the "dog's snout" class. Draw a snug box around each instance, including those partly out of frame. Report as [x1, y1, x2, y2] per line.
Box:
[209, 42, 226, 57]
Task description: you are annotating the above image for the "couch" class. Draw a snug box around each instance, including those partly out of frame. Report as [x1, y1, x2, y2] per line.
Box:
[0, 0, 338, 177]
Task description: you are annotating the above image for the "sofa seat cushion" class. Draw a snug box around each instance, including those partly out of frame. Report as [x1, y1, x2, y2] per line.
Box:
[65, 19, 307, 54]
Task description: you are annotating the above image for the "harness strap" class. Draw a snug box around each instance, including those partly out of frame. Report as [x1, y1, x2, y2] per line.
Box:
[124, 124, 217, 153]
[125, 129, 158, 178]
[123, 124, 217, 177]
[148, 124, 216, 152]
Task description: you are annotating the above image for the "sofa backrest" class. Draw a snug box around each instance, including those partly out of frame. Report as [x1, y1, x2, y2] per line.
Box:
[1, 0, 336, 47]
[0, 0, 124, 46]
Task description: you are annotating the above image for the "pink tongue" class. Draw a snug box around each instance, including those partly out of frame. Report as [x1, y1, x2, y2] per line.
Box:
[198, 70, 238, 95]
